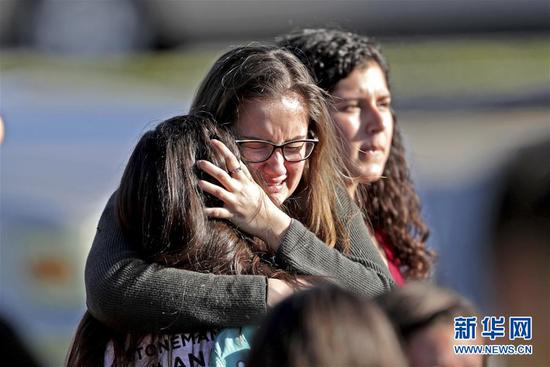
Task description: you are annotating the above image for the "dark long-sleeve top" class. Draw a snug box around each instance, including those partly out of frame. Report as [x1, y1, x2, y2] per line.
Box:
[85, 189, 394, 333]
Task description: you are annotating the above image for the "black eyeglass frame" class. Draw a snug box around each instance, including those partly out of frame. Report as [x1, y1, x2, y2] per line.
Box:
[235, 138, 319, 163]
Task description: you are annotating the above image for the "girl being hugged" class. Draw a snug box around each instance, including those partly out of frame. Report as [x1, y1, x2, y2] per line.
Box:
[69, 115, 300, 366]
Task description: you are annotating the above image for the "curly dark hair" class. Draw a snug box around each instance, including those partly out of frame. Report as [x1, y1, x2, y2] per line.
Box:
[278, 29, 434, 279]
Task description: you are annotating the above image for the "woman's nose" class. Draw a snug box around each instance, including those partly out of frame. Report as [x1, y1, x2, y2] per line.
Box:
[264, 148, 286, 175]
[362, 105, 385, 134]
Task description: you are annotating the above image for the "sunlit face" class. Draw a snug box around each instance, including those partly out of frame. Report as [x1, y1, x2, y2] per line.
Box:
[406, 321, 484, 367]
[331, 62, 394, 184]
[235, 92, 309, 206]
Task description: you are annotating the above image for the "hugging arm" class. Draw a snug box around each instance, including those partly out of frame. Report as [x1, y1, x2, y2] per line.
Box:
[199, 139, 393, 295]
[275, 189, 395, 296]
[86, 189, 393, 333]
[85, 193, 268, 333]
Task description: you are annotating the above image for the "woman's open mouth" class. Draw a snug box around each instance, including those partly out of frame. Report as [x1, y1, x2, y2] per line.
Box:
[264, 178, 287, 194]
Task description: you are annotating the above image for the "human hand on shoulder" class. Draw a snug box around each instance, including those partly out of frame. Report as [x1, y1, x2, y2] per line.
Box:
[266, 277, 314, 308]
[267, 278, 295, 308]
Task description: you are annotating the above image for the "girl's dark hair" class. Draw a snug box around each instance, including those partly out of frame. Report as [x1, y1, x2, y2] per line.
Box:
[67, 115, 295, 366]
[115, 114, 287, 275]
[190, 44, 351, 251]
[247, 285, 407, 367]
[278, 29, 434, 279]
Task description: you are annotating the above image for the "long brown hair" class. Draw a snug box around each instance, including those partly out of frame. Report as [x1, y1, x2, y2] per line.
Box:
[190, 44, 350, 250]
[67, 115, 296, 366]
[116, 115, 290, 274]
[278, 29, 434, 278]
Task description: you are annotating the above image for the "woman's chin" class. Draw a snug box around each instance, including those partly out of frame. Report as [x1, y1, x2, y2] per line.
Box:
[358, 167, 385, 184]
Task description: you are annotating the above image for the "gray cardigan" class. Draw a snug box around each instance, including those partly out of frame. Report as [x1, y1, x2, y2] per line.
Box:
[85, 189, 394, 332]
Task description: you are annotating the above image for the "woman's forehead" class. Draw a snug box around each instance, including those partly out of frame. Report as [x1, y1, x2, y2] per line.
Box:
[332, 63, 389, 97]
[235, 93, 309, 142]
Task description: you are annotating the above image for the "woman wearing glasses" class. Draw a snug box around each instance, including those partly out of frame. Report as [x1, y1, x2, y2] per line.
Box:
[211, 31, 435, 366]
[84, 44, 393, 338]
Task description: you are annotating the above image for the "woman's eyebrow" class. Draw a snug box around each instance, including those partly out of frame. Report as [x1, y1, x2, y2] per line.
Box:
[333, 95, 359, 102]
[237, 135, 266, 140]
[287, 134, 308, 141]
[334, 92, 391, 101]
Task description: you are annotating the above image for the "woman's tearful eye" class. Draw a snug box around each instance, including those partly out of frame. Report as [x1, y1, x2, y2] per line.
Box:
[285, 142, 305, 153]
[239, 142, 273, 162]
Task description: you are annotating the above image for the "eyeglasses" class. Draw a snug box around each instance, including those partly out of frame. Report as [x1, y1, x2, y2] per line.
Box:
[235, 138, 319, 163]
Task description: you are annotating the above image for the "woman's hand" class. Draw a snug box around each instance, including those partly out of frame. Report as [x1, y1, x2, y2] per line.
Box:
[266, 278, 295, 308]
[266, 277, 313, 308]
[197, 139, 291, 250]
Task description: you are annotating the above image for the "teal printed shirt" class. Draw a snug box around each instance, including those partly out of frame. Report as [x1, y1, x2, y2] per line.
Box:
[210, 326, 256, 367]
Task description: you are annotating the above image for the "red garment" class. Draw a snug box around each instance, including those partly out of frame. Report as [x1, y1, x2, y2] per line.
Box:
[374, 230, 405, 286]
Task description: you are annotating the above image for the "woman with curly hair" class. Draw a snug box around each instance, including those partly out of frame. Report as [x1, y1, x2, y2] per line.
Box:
[278, 28, 434, 282]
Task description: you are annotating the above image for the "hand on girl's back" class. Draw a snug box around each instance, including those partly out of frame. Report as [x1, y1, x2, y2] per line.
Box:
[267, 277, 313, 308]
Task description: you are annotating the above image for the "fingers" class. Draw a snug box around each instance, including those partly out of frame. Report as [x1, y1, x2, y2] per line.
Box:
[267, 278, 295, 307]
[240, 162, 254, 180]
[210, 139, 245, 178]
[197, 160, 237, 192]
[198, 179, 233, 203]
[204, 207, 232, 219]
[197, 138, 251, 188]
[295, 276, 314, 288]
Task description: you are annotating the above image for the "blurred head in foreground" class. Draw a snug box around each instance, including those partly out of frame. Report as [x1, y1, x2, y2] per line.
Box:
[377, 282, 484, 367]
[247, 285, 407, 367]
[491, 138, 550, 367]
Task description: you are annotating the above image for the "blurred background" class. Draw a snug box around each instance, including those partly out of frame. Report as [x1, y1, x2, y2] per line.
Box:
[1, 0, 549, 366]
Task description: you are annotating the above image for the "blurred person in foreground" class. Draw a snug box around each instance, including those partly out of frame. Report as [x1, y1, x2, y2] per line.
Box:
[490, 138, 550, 367]
[278, 29, 434, 284]
[246, 285, 407, 367]
[377, 282, 485, 367]
[0, 317, 41, 366]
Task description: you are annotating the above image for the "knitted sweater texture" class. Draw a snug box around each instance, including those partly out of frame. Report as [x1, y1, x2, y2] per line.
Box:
[85, 189, 394, 333]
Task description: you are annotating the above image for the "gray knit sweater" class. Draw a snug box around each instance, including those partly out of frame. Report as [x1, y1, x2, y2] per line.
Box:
[85, 189, 394, 333]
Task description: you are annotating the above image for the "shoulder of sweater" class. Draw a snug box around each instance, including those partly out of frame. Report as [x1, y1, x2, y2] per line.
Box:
[334, 185, 362, 218]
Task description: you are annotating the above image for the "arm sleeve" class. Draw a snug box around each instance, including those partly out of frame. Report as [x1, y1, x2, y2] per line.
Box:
[275, 190, 395, 297]
[84, 193, 267, 333]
